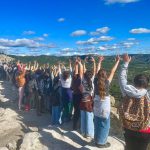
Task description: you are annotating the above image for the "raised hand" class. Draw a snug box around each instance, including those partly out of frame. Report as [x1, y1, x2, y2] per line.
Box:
[123, 54, 132, 63]
[77, 57, 81, 63]
[98, 56, 104, 62]
[115, 55, 121, 62]
[91, 56, 95, 62]
[84, 56, 88, 62]
[17, 60, 20, 65]
[69, 59, 72, 64]
[74, 57, 78, 64]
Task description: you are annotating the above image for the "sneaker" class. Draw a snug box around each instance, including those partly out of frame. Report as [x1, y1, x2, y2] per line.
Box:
[95, 142, 111, 148]
[25, 104, 30, 111]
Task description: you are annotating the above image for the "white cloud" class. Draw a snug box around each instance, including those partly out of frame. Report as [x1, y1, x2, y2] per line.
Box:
[105, 0, 139, 4]
[130, 28, 150, 34]
[96, 27, 110, 34]
[76, 41, 88, 45]
[62, 48, 72, 51]
[90, 27, 110, 36]
[0, 38, 42, 48]
[76, 36, 114, 45]
[34, 37, 45, 41]
[0, 38, 56, 49]
[43, 33, 49, 37]
[99, 46, 108, 50]
[98, 44, 119, 51]
[90, 32, 100, 36]
[127, 38, 136, 40]
[76, 39, 97, 45]
[122, 42, 135, 48]
[98, 36, 114, 41]
[71, 30, 87, 37]
[47, 43, 56, 48]
[23, 30, 36, 35]
[0, 46, 10, 50]
[57, 18, 65, 22]
[120, 41, 139, 48]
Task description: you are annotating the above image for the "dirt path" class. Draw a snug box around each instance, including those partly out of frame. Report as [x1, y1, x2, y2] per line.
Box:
[0, 81, 125, 150]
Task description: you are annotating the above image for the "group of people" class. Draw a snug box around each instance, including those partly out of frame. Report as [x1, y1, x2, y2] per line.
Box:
[0, 54, 150, 150]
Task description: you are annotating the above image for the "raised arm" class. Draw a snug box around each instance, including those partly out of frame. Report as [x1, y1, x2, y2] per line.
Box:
[74, 58, 79, 75]
[69, 59, 72, 73]
[28, 62, 31, 70]
[118, 54, 132, 96]
[96, 56, 104, 74]
[107, 55, 121, 83]
[83, 57, 87, 74]
[58, 63, 61, 75]
[35, 62, 39, 70]
[16, 60, 22, 70]
[55, 69, 60, 77]
[21, 64, 26, 76]
[78, 57, 83, 79]
[33, 61, 36, 71]
[91, 57, 96, 76]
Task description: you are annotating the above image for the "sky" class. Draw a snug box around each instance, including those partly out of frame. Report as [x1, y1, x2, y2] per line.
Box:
[0, 0, 150, 56]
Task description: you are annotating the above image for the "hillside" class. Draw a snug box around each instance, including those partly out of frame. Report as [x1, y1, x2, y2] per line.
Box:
[9, 54, 150, 65]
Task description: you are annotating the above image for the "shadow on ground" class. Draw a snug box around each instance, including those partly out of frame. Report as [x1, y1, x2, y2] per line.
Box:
[0, 80, 125, 150]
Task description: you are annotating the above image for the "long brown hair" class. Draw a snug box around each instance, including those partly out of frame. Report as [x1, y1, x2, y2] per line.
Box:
[62, 71, 70, 81]
[97, 69, 107, 100]
[84, 70, 93, 91]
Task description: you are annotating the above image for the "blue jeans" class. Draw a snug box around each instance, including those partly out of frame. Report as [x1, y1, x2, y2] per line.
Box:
[80, 110, 94, 138]
[94, 115, 110, 145]
[51, 106, 61, 125]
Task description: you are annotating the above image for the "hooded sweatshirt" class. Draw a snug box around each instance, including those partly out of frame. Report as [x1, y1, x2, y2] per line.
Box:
[118, 62, 150, 133]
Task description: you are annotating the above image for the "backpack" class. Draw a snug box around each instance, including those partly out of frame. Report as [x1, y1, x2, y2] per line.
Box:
[80, 92, 93, 112]
[119, 95, 150, 131]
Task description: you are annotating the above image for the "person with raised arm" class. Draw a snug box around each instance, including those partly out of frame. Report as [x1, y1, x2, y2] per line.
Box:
[118, 54, 150, 150]
[16, 61, 27, 110]
[71, 57, 83, 130]
[50, 71, 62, 126]
[93, 55, 120, 148]
[58, 60, 73, 122]
[79, 56, 96, 139]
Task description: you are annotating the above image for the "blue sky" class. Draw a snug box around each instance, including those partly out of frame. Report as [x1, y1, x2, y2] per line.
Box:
[0, 0, 150, 56]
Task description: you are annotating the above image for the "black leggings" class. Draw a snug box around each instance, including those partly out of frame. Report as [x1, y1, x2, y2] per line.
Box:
[124, 129, 150, 150]
[73, 94, 82, 130]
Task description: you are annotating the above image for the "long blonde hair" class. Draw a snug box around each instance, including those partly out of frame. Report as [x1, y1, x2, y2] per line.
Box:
[97, 69, 107, 100]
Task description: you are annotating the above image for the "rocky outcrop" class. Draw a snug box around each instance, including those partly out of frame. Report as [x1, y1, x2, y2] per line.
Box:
[20, 132, 48, 150]
[0, 55, 14, 63]
[6, 81, 150, 150]
[110, 95, 116, 107]
[19, 130, 124, 150]
[6, 141, 17, 150]
[110, 95, 120, 108]
[0, 147, 9, 150]
[0, 81, 125, 150]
